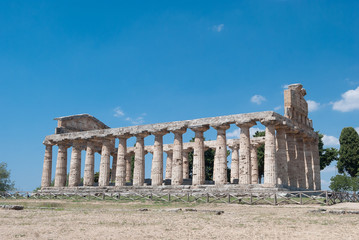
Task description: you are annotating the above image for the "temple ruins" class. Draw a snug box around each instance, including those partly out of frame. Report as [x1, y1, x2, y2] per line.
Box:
[40, 84, 321, 193]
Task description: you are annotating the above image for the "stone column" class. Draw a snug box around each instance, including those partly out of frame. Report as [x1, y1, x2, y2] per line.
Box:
[68, 141, 83, 187]
[165, 150, 173, 180]
[171, 128, 187, 185]
[83, 142, 95, 186]
[230, 145, 239, 183]
[99, 140, 113, 187]
[213, 124, 230, 185]
[151, 131, 168, 186]
[312, 137, 321, 190]
[191, 126, 209, 185]
[237, 122, 256, 184]
[41, 144, 53, 187]
[296, 134, 306, 189]
[133, 133, 149, 186]
[263, 122, 277, 186]
[304, 137, 314, 190]
[276, 126, 289, 187]
[251, 143, 260, 184]
[286, 132, 298, 188]
[54, 143, 68, 187]
[111, 152, 117, 183]
[115, 136, 130, 186]
[182, 149, 191, 179]
[125, 153, 133, 182]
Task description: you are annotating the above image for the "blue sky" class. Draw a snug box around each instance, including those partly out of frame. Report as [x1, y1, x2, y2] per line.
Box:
[1, 0, 359, 191]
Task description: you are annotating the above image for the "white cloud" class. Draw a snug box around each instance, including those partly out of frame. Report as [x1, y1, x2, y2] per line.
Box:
[227, 127, 264, 139]
[113, 107, 125, 117]
[322, 135, 339, 147]
[307, 100, 320, 112]
[332, 86, 359, 112]
[251, 95, 266, 105]
[355, 127, 359, 134]
[125, 115, 146, 125]
[274, 105, 281, 111]
[212, 24, 224, 32]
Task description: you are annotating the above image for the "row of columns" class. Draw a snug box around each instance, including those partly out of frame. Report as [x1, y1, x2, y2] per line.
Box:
[41, 122, 321, 190]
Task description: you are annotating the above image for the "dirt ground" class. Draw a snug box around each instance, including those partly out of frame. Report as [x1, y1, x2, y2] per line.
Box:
[1, 199, 359, 240]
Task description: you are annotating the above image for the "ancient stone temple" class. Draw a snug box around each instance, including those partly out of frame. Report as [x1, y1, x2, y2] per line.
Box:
[41, 84, 321, 192]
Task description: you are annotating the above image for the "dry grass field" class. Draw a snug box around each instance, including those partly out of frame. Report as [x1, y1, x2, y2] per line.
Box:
[1, 199, 359, 240]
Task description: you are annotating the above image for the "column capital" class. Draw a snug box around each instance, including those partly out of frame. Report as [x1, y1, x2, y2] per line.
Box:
[169, 127, 187, 134]
[115, 133, 132, 139]
[164, 149, 173, 154]
[152, 130, 169, 136]
[189, 125, 209, 132]
[212, 124, 230, 131]
[235, 120, 256, 128]
[183, 147, 193, 153]
[229, 144, 239, 150]
[135, 132, 150, 138]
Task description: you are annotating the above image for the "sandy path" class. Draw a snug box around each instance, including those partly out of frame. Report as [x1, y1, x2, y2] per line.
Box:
[1, 200, 359, 240]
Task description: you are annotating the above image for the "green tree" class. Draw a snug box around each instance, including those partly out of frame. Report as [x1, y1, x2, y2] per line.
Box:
[329, 174, 351, 192]
[337, 127, 359, 177]
[0, 162, 15, 191]
[318, 133, 339, 170]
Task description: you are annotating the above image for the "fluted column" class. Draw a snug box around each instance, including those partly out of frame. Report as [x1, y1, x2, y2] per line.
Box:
[83, 142, 95, 186]
[286, 132, 298, 188]
[182, 149, 191, 179]
[54, 143, 68, 187]
[213, 124, 230, 185]
[237, 122, 256, 184]
[171, 128, 187, 185]
[191, 126, 209, 185]
[312, 137, 321, 190]
[115, 136, 130, 186]
[276, 126, 288, 186]
[263, 122, 277, 186]
[41, 144, 53, 187]
[133, 133, 149, 186]
[230, 145, 239, 183]
[296, 134, 306, 189]
[68, 141, 83, 187]
[165, 150, 173, 180]
[251, 143, 260, 184]
[304, 137, 314, 190]
[99, 140, 113, 187]
[110, 153, 117, 183]
[151, 131, 168, 186]
[125, 153, 133, 182]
